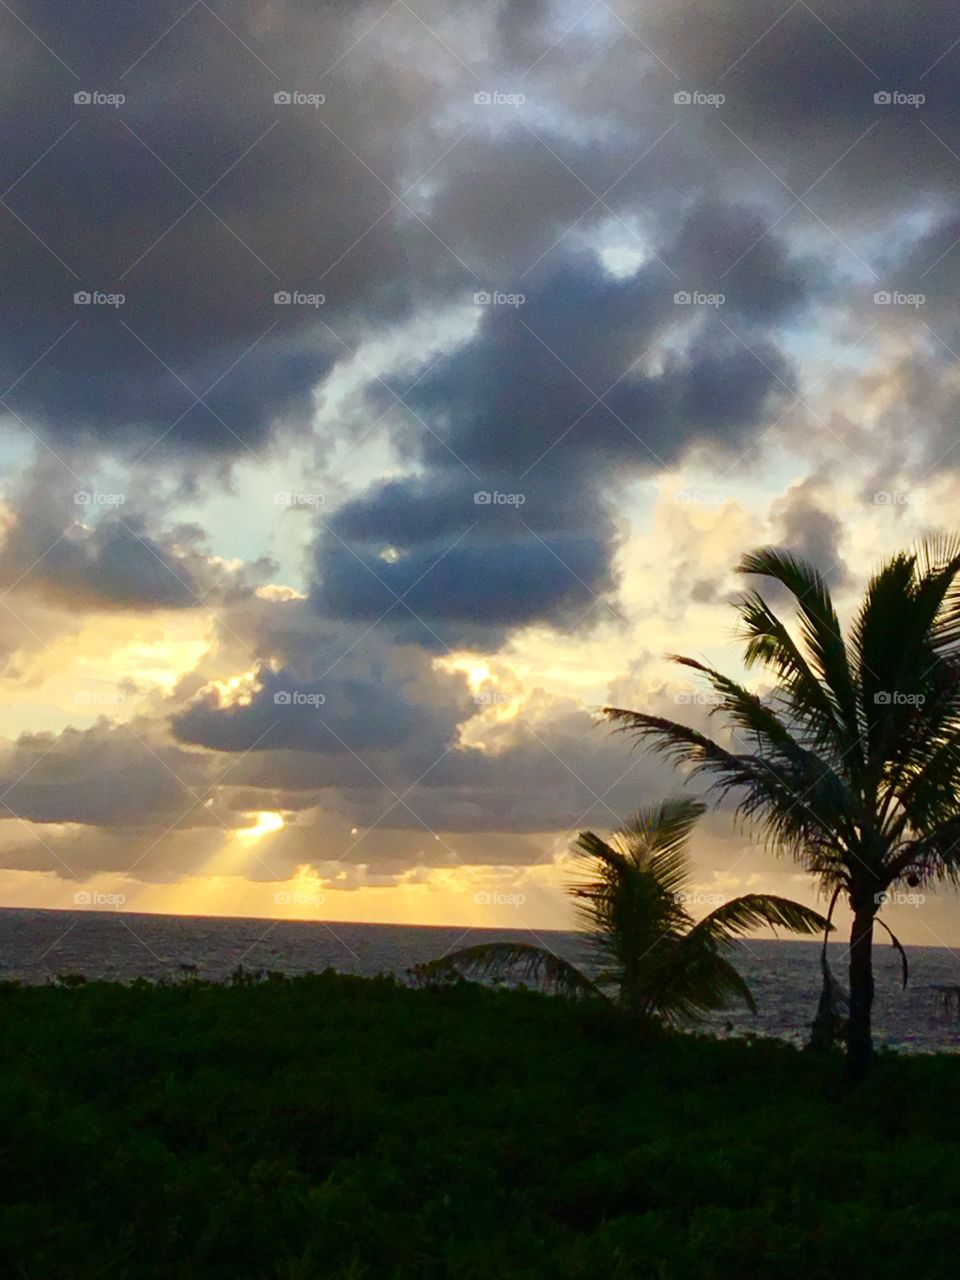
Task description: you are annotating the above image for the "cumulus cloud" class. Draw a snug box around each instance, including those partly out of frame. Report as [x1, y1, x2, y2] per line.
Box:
[0, 580, 687, 874]
[0, 717, 215, 828]
[172, 655, 471, 756]
[310, 232, 800, 644]
[769, 473, 849, 587]
[0, 461, 276, 610]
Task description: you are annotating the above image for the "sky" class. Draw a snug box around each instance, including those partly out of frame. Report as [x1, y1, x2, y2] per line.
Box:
[2, 0, 960, 947]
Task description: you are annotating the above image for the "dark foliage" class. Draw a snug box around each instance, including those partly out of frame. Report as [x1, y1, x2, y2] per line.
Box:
[1, 972, 958, 1279]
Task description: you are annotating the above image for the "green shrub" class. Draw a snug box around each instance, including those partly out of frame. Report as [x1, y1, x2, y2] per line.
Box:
[0, 973, 956, 1278]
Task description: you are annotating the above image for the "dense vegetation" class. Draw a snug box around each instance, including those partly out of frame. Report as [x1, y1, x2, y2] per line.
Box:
[2, 970, 958, 1279]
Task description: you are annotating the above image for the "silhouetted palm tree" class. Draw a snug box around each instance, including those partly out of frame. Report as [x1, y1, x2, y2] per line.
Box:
[604, 539, 960, 1076]
[415, 798, 829, 1029]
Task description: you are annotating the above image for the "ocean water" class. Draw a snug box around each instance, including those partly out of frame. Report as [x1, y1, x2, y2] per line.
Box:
[2, 906, 960, 1053]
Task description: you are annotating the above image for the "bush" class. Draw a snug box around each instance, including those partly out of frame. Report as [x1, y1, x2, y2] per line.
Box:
[0, 972, 956, 1278]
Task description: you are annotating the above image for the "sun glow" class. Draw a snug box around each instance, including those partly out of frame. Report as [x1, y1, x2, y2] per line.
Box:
[235, 811, 285, 845]
[436, 655, 492, 691]
[210, 669, 262, 707]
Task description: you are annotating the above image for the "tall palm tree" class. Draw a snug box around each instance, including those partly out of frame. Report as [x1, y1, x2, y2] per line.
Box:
[413, 798, 829, 1030]
[604, 538, 960, 1076]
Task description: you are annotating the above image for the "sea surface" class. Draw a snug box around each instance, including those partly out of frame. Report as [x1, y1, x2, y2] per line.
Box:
[3, 906, 960, 1053]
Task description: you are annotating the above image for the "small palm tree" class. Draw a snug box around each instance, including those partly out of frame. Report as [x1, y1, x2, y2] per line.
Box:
[414, 798, 829, 1030]
[604, 539, 960, 1076]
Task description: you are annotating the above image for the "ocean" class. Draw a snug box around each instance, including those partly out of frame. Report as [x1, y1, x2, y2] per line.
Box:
[2, 906, 960, 1053]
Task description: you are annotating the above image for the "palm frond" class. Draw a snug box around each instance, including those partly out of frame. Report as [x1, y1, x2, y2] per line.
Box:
[808, 952, 849, 1052]
[916, 532, 960, 656]
[569, 831, 688, 992]
[614, 796, 706, 864]
[651, 945, 759, 1025]
[670, 655, 809, 756]
[884, 729, 960, 840]
[685, 893, 832, 949]
[875, 917, 909, 990]
[571, 829, 633, 879]
[735, 589, 847, 757]
[602, 707, 852, 872]
[886, 817, 960, 888]
[666, 657, 859, 835]
[737, 546, 862, 765]
[585, 796, 705, 898]
[413, 942, 601, 1000]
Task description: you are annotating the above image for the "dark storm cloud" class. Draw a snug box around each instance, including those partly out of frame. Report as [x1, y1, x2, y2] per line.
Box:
[643, 0, 960, 219]
[0, 659, 676, 848]
[417, 132, 608, 279]
[172, 660, 465, 755]
[316, 531, 613, 643]
[164, 588, 707, 830]
[0, 0, 832, 470]
[0, 822, 226, 881]
[842, 347, 960, 490]
[667, 202, 812, 320]
[309, 228, 801, 642]
[379, 245, 798, 474]
[170, 598, 475, 755]
[309, 463, 619, 649]
[0, 0, 457, 455]
[161, 593, 679, 840]
[884, 215, 960, 356]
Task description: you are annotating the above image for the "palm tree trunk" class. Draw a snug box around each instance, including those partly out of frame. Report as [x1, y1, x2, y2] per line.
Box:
[846, 906, 875, 1078]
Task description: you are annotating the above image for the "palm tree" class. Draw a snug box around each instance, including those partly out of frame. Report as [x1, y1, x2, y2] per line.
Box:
[413, 798, 829, 1030]
[604, 539, 960, 1076]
